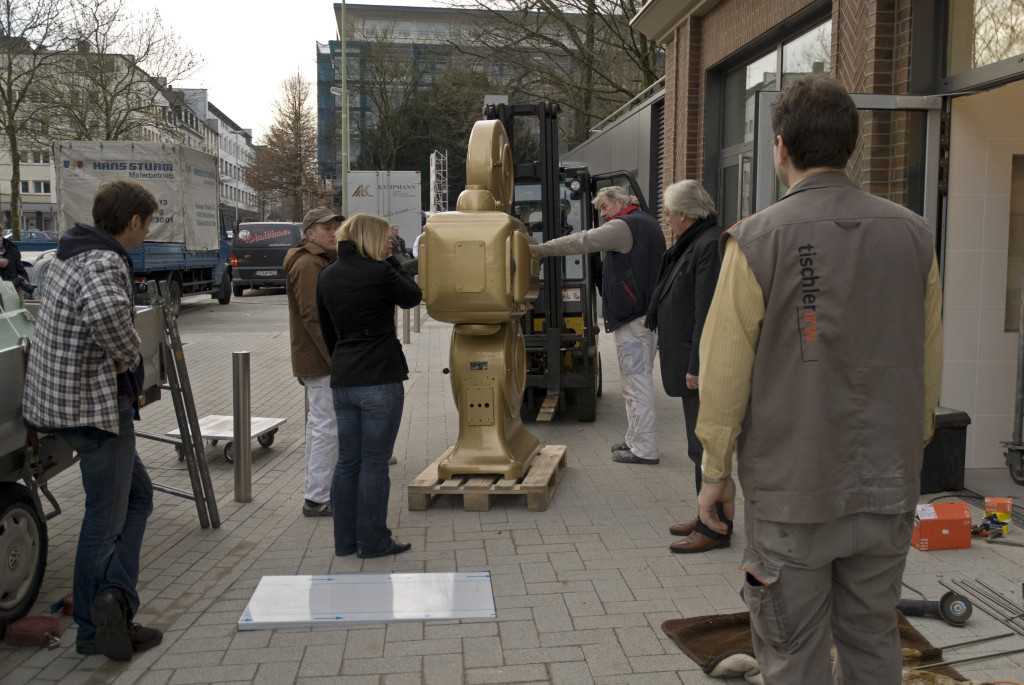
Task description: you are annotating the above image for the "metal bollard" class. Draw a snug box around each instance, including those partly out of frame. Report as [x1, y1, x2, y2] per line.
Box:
[403, 307, 411, 344]
[414, 276, 421, 333]
[233, 351, 252, 503]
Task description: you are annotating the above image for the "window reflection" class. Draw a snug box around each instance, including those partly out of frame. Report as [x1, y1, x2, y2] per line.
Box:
[948, 0, 1024, 75]
[723, 52, 777, 148]
[740, 157, 752, 219]
[782, 22, 831, 86]
[721, 164, 739, 228]
[719, 20, 831, 221]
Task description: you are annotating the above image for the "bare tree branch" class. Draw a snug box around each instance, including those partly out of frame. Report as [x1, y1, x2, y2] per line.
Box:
[445, 0, 662, 144]
[257, 72, 319, 220]
[347, 28, 437, 171]
[46, 0, 202, 141]
[0, 0, 71, 239]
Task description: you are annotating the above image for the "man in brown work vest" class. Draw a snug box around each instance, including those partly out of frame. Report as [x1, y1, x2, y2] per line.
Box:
[695, 75, 943, 684]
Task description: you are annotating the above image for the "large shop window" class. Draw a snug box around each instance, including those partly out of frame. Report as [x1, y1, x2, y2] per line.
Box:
[947, 0, 1024, 76]
[718, 20, 831, 228]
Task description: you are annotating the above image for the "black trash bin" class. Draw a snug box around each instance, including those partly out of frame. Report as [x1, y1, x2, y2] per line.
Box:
[920, 407, 972, 494]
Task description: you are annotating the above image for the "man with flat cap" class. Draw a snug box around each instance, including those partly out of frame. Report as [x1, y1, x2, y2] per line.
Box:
[285, 207, 344, 516]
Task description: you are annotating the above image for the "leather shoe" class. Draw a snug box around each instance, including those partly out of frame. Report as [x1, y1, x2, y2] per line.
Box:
[303, 500, 332, 517]
[670, 530, 730, 554]
[91, 588, 132, 661]
[611, 448, 658, 465]
[77, 624, 161, 657]
[358, 539, 412, 559]
[669, 518, 698, 536]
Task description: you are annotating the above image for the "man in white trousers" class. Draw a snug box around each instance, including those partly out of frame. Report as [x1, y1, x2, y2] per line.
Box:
[530, 186, 666, 464]
[285, 207, 343, 516]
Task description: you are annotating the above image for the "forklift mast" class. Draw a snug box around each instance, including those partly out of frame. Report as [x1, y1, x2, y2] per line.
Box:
[483, 102, 600, 421]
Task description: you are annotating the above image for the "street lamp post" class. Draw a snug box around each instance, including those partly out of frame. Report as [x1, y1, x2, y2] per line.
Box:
[330, 0, 350, 216]
[232, 128, 247, 230]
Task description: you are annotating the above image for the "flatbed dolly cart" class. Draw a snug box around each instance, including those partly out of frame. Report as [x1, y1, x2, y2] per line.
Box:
[167, 415, 285, 464]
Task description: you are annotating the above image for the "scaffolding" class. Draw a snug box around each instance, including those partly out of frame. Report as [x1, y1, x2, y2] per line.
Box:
[429, 150, 448, 214]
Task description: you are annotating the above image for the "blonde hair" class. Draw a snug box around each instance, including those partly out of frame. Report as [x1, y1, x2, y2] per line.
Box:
[336, 213, 390, 260]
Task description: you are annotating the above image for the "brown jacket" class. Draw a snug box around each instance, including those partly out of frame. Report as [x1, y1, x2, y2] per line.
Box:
[284, 240, 336, 377]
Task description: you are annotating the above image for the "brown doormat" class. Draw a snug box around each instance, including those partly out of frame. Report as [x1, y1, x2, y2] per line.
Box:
[661, 611, 987, 684]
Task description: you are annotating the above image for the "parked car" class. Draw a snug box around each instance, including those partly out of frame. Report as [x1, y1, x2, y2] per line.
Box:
[231, 222, 302, 297]
[17, 230, 58, 242]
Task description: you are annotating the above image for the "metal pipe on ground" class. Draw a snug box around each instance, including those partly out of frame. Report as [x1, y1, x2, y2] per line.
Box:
[911, 646, 1024, 670]
[956, 579, 1024, 621]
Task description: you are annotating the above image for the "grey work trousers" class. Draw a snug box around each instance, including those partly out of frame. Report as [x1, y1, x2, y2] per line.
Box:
[739, 501, 914, 685]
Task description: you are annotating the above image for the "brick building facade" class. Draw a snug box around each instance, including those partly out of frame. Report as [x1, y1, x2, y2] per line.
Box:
[633, 0, 1024, 473]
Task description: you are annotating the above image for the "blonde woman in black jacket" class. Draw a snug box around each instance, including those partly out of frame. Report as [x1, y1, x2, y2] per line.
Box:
[316, 213, 422, 558]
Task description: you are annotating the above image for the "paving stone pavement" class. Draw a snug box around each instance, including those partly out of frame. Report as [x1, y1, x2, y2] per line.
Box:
[3, 290, 1024, 684]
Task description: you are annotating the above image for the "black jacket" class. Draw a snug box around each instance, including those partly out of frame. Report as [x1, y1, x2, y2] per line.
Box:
[1, 237, 30, 283]
[646, 216, 724, 397]
[316, 240, 422, 388]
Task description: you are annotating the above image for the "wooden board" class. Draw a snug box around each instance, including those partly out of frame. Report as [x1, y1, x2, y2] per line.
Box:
[407, 445, 567, 512]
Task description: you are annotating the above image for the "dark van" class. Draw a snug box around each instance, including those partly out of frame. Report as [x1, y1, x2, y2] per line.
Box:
[231, 222, 302, 297]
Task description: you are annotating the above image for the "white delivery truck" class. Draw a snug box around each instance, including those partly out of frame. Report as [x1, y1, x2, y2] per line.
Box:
[52, 141, 232, 316]
[346, 170, 422, 250]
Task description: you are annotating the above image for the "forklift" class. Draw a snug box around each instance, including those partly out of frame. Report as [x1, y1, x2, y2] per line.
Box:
[482, 102, 648, 422]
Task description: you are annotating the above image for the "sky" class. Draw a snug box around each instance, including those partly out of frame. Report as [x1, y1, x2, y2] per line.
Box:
[131, 0, 446, 142]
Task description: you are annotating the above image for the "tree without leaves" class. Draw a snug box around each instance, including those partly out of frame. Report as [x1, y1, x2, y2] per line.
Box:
[45, 0, 202, 142]
[242, 145, 282, 221]
[260, 72, 319, 221]
[388, 67, 496, 206]
[446, 0, 662, 146]
[350, 29, 437, 171]
[341, 29, 500, 207]
[0, 0, 70, 240]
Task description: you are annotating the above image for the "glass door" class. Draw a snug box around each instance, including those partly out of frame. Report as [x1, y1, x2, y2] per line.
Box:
[719, 154, 753, 229]
[753, 92, 943, 232]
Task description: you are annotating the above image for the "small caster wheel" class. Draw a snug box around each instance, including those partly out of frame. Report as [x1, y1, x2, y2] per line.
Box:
[176, 445, 183, 462]
[258, 430, 276, 448]
[224, 442, 234, 463]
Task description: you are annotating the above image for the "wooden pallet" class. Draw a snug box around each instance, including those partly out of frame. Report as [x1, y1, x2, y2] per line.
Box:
[407, 445, 568, 512]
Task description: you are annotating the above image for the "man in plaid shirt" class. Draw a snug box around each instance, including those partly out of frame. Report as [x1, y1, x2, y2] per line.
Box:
[23, 179, 162, 661]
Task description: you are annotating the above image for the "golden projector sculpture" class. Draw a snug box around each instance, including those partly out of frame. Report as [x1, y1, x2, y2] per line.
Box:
[419, 119, 541, 479]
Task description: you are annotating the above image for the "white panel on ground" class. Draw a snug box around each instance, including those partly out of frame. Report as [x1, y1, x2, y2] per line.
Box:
[238, 572, 495, 630]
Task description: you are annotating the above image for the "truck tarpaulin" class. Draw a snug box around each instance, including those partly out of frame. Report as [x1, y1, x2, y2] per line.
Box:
[53, 141, 219, 250]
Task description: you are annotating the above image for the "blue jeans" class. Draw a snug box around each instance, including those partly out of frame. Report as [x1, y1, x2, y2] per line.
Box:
[56, 396, 153, 645]
[331, 383, 404, 557]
